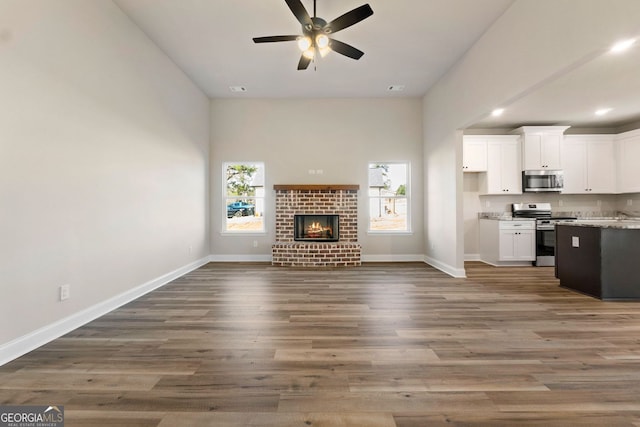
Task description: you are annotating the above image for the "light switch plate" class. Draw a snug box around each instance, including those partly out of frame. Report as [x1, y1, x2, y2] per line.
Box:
[60, 284, 70, 301]
[572, 236, 580, 248]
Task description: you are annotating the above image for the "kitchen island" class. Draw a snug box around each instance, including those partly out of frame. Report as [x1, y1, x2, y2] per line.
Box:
[556, 220, 640, 300]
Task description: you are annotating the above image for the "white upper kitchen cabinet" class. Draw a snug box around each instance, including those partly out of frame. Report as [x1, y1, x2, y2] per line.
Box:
[462, 136, 488, 172]
[478, 136, 521, 195]
[616, 129, 640, 194]
[514, 126, 570, 170]
[562, 135, 615, 194]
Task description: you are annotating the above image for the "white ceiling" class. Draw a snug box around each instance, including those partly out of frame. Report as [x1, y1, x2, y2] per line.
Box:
[472, 37, 640, 130]
[114, 0, 640, 130]
[113, 0, 514, 98]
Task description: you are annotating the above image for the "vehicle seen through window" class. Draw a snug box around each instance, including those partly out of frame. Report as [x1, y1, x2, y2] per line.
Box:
[224, 162, 265, 232]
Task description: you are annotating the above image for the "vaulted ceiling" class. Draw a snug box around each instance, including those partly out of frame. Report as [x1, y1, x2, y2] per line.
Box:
[114, 0, 640, 129]
[113, 0, 513, 98]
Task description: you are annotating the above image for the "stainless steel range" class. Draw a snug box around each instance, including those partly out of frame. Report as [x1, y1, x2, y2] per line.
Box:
[512, 203, 577, 266]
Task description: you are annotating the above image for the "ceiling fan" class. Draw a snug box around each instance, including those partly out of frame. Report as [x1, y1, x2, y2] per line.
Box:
[253, 0, 374, 70]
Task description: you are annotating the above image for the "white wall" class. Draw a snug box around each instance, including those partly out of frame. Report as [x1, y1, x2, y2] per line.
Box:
[423, 0, 640, 276]
[0, 1, 210, 356]
[210, 98, 424, 260]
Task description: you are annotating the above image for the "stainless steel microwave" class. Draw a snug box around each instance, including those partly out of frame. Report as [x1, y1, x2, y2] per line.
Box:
[522, 170, 563, 192]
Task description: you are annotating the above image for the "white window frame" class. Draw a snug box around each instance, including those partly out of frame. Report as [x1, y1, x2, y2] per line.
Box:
[367, 162, 411, 234]
[222, 161, 266, 235]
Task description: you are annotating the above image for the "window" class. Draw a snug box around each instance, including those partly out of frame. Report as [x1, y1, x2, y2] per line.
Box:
[368, 162, 409, 232]
[224, 162, 265, 233]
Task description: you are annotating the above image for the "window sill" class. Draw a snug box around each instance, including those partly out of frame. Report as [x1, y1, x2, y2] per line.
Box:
[367, 230, 413, 235]
[220, 231, 267, 236]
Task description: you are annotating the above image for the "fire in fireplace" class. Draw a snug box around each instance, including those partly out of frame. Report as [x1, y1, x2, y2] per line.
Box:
[294, 214, 339, 242]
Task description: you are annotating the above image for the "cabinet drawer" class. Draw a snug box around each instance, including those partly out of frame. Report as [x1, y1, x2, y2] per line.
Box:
[499, 221, 535, 230]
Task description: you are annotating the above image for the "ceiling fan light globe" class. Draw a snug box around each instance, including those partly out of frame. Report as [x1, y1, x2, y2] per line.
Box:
[302, 49, 315, 59]
[319, 46, 331, 57]
[316, 34, 330, 49]
[297, 36, 312, 51]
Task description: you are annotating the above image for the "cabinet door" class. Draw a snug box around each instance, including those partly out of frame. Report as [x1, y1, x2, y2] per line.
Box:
[523, 133, 562, 169]
[522, 134, 543, 170]
[561, 141, 588, 194]
[463, 138, 488, 172]
[500, 140, 522, 193]
[483, 139, 521, 195]
[498, 231, 516, 261]
[514, 230, 535, 260]
[562, 136, 615, 194]
[484, 142, 503, 194]
[541, 134, 562, 169]
[586, 141, 615, 193]
[500, 230, 535, 261]
[618, 135, 640, 193]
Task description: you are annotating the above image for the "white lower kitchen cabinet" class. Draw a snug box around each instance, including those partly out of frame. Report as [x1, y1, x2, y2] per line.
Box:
[479, 219, 535, 266]
[562, 135, 615, 194]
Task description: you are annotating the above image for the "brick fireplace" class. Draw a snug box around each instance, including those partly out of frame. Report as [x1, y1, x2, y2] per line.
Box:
[272, 185, 361, 267]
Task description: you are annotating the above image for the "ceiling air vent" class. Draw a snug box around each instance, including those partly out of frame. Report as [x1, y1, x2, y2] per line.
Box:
[387, 85, 405, 92]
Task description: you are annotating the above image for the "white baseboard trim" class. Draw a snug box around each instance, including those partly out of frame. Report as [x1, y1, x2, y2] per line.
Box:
[465, 253, 481, 261]
[208, 254, 272, 262]
[361, 254, 425, 262]
[423, 255, 467, 278]
[0, 256, 210, 367]
[479, 259, 533, 267]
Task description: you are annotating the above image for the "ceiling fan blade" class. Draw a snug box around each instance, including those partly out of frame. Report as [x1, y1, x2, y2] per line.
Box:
[285, 0, 312, 28]
[297, 54, 312, 70]
[253, 35, 299, 43]
[325, 4, 373, 34]
[329, 39, 364, 60]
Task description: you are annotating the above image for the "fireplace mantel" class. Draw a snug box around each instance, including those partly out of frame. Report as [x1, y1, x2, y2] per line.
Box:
[273, 184, 359, 191]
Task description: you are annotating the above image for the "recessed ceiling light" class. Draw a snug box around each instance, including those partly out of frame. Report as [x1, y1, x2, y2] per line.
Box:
[595, 108, 613, 116]
[491, 108, 505, 117]
[387, 85, 405, 92]
[610, 38, 636, 53]
[229, 86, 247, 93]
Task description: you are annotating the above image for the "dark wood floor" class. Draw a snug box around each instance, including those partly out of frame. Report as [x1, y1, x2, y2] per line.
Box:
[2, 262, 640, 426]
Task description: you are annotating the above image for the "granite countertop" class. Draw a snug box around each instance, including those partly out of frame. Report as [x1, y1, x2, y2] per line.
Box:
[478, 213, 535, 221]
[479, 211, 640, 226]
[560, 219, 640, 229]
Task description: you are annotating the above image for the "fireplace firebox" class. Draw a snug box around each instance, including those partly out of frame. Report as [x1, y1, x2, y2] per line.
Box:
[294, 214, 339, 242]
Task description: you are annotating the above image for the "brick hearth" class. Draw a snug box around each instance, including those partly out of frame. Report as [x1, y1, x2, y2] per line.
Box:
[272, 185, 361, 267]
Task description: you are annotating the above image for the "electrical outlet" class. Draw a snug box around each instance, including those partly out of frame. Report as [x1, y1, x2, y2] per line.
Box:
[316, 169, 324, 175]
[597, 200, 602, 207]
[628, 199, 634, 206]
[253, 240, 258, 248]
[485, 201, 491, 208]
[558, 199, 564, 207]
[189, 245, 193, 254]
[59, 284, 70, 301]
[308, 169, 316, 175]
